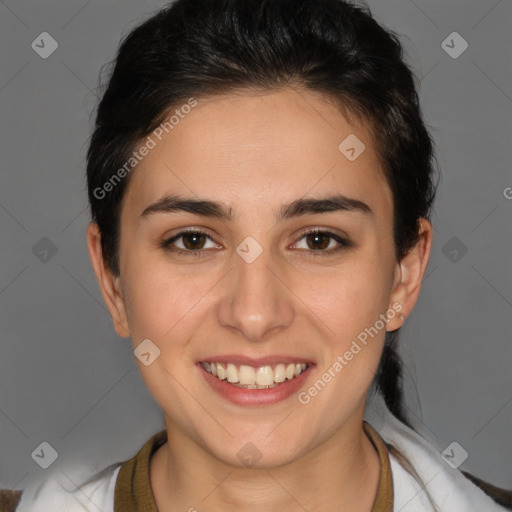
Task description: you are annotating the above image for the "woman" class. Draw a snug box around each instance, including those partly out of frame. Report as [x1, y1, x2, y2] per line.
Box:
[8, 0, 511, 510]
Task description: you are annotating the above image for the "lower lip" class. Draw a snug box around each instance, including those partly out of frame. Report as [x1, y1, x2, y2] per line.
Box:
[198, 364, 314, 406]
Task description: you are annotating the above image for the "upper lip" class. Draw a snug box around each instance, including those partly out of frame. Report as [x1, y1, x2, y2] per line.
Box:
[198, 354, 314, 366]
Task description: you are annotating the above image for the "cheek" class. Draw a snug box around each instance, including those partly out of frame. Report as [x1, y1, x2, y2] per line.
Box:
[294, 276, 388, 444]
[122, 257, 205, 344]
[308, 257, 393, 339]
[122, 263, 207, 406]
[299, 251, 392, 399]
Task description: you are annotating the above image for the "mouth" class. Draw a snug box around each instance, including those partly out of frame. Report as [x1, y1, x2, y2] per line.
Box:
[201, 361, 309, 389]
[198, 357, 314, 406]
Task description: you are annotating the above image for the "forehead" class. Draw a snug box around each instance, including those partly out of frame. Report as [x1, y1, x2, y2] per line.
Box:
[121, 88, 393, 223]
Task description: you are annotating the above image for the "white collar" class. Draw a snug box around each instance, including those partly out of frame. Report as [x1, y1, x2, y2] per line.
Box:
[365, 394, 508, 511]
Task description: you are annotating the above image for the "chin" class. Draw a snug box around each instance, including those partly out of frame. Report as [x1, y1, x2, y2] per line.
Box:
[203, 430, 309, 470]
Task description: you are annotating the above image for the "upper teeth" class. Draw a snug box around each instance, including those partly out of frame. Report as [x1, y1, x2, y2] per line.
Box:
[202, 362, 308, 387]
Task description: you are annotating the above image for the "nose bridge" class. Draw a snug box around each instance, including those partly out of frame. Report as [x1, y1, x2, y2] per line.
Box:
[217, 240, 294, 341]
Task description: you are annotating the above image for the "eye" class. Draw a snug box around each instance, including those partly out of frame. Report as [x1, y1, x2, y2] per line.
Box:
[160, 229, 220, 257]
[291, 229, 352, 254]
[160, 227, 352, 258]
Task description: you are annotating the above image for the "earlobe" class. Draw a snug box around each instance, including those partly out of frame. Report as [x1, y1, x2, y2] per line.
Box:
[386, 218, 433, 331]
[86, 222, 131, 338]
[110, 276, 131, 338]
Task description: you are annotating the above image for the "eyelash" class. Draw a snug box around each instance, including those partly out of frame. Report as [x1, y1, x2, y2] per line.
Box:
[160, 228, 353, 258]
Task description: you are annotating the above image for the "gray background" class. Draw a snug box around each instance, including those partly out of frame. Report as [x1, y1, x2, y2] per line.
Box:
[1, 0, 511, 493]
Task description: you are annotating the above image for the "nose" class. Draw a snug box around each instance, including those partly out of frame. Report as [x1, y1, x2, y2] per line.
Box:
[216, 244, 295, 343]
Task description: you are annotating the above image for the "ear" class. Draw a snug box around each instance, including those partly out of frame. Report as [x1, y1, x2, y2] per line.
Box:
[86, 222, 130, 338]
[386, 218, 433, 331]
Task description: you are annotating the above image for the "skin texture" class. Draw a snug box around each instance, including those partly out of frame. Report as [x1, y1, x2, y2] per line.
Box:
[87, 87, 432, 511]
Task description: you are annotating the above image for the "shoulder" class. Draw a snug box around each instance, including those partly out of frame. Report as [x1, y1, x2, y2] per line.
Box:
[460, 471, 512, 510]
[388, 450, 511, 511]
[11, 464, 120, 512]
[8, 429, 166, 512]
[0, 490, 23, 512]
[367, 398, 511, 511]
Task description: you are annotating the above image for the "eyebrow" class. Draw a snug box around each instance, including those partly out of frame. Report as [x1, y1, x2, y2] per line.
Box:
[139, 193, 372, 222]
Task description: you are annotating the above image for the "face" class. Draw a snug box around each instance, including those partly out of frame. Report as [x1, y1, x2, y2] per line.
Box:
[88, 87, 428, 468]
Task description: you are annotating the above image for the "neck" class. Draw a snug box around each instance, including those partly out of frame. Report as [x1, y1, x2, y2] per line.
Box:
[150, 408, 381, 512]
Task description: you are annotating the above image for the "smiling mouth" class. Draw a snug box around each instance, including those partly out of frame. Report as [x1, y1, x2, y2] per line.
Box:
[200, 362, 309, 389]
